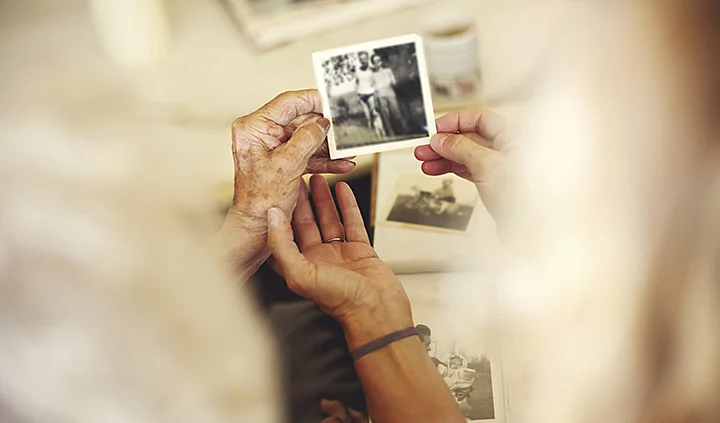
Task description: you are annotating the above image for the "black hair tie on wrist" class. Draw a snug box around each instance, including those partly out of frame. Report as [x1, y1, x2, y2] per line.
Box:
[350, 327, 418, 361]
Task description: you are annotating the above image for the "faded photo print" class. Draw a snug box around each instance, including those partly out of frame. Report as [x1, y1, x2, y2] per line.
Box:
[381, 173, 478, 233]
[314, 35, 434, 157]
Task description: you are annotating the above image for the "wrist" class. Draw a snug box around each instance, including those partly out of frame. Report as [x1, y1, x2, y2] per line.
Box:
[213, 204, 270, 281]
[339, 300, 414, 352]
[225, 202, 268, 232]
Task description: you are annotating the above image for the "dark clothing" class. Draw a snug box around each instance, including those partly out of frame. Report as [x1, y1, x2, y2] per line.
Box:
[249, 264, 366, 423]
[358, 92, 374, 104]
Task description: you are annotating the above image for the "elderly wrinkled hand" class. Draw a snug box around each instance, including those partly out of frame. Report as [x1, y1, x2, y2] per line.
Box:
[230, 89, 355, 221]
[414, 110, 515, 223]
[216, 90, 355, 281]
[266, 175, 412, 350]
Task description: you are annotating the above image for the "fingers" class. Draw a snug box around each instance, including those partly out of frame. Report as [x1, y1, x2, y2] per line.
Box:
[421, 158, 467, 176]
[415, 144, 443, 161]
[435, 109, 507, 142]
[417, 133, 490, 162]
[428, 133, 489, 177]
[291, 180, 322, 251]
[283, 112, 324, 141]
[335, 182, 371, 244]
[421, 159, 474, 181]
[310, 175, 345, 242]
[307, 157, 357, 174]
[277, 118, 331, 168]
[256, 89, 323, 126]
[267, 208, 316, 288]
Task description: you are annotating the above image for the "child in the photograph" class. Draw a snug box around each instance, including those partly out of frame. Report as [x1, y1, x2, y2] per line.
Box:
[371, 53, 405, 136]
[447, 362, 477, 420]
[442, 354, 469, 389]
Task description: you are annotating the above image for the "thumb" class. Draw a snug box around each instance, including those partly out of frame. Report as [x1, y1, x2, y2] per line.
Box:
[429, 133, 488, 174]
[277, 117, 331, 165]
[267, 208, 316, 291]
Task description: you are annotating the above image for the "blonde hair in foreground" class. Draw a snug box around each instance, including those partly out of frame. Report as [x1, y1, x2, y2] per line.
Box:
[498, 2, 720, 423]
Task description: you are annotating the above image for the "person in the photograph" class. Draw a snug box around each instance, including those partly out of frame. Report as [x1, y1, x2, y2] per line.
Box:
[431, 179, 457, 215]
[442, 354, 469, 389]
[407, 185, 433, 211]
[416, 324, 447, 371]
[433, 179, 456, 203]
[355, 51, 380, 132]
[450, 368, 477, 420]
[416, 324, 433, 353]
[371, 53, 405, 136]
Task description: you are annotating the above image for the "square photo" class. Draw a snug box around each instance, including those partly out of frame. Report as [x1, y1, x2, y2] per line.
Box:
[379, 172, 479, 234]
[312, 34, 436, 158]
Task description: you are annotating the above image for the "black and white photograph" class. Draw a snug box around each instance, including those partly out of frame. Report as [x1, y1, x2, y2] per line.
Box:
[312, 34, 436, 158]
[402, 273, 502, 422]
[379, 172, 478, 233]
[416, 323, 496, 421]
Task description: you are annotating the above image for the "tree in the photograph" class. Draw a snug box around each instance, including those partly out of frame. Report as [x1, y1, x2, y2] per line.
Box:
[322, 53, 357, 88]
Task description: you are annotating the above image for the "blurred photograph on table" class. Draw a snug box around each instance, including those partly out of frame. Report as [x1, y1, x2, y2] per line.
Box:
[379, 172, 479, 234]
[313, 35, 436, 158]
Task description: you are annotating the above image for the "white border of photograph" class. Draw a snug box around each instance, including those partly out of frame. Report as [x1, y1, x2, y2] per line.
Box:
[312, 34, 437, 159]
[378, 171, 480, 235]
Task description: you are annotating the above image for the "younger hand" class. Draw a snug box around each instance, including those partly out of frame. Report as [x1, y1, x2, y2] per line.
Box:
[267, 175, 412, 349]
[414, 109, 515, 221]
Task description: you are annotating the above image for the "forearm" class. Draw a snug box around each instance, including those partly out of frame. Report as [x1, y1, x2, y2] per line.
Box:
[212, 207, 270, 283]
[343, 312, 465, 423]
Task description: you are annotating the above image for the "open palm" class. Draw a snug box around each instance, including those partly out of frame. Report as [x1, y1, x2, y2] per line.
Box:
[267, 175, 408, 321]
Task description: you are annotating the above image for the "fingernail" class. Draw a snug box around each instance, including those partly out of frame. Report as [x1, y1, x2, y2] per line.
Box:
[430, 133, 448, 148]
[268, 208, 281, 228]
[318, 117, 331, 134]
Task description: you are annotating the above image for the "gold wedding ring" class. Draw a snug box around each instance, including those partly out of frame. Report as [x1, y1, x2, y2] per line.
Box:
[324, 237, 345, 243]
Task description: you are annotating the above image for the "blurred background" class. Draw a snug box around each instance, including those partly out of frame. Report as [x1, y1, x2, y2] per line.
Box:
[0, 0, 567, 212]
